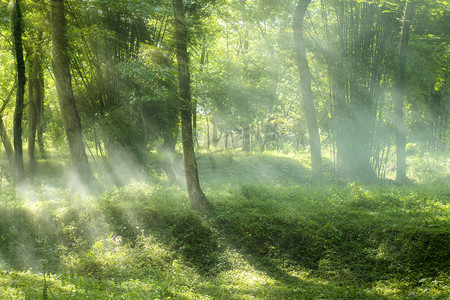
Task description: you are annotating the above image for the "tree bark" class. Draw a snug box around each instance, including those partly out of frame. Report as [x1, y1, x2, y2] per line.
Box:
[293, 0, 322, 179]
[395, 0, 414, 184]
[12, 0, 26, 183]
[50, 0, 96, 188]
[172, 0, 210, 210]
[0, 118, 14, 165]
[242, 123, 250, 152]
[28, 31, 45, 168]
[0, 84, 15, 165]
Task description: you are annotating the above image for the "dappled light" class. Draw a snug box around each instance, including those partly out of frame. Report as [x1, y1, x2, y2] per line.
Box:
[0, 0, 449, 298]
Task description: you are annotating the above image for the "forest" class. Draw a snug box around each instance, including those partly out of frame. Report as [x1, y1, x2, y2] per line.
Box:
[0, 0, 449, 299]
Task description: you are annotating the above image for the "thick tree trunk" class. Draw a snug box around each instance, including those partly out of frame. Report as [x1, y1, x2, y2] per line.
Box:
[50, 0, 96, 188]
[293, 0, 322, 179]
[172, 0, 210, 210]
[12, 0, 26, 183]
[395, 0, 414, 184]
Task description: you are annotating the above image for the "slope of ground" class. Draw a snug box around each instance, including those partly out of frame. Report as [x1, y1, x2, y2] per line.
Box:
[0, 151, 449, 299]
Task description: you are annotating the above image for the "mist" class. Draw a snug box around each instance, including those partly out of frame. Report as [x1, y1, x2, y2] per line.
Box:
[0, 0, 449, 298]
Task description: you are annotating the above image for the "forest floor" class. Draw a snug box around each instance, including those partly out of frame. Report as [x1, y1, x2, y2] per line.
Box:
[0, 150, 449, 299]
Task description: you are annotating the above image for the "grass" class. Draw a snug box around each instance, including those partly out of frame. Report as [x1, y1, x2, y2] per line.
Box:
[0, 150, 449, 299]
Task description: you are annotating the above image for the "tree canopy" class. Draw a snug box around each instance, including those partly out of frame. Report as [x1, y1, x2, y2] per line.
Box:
[0, 0, 447, 187]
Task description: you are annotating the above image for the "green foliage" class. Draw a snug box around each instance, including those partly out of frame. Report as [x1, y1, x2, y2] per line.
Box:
[1, 153, 448, 299]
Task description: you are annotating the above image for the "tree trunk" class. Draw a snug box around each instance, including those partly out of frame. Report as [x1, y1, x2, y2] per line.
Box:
[172, 0, 210, 210]
[395, 0, 414, 184]
[212, 122, 220, 148]
[293, 0, 322, 179]
[27, 48, 36, 169]
[206, 117, 210, 149]
[50, 0, 96, 188]
[36, 33, 46, 159]
[0, 83, 15, 165]
[28, 38, 44, 170]
[242, 123, 250, 152]
[0, 118, 14, 165]
[12, 0, 26, 183]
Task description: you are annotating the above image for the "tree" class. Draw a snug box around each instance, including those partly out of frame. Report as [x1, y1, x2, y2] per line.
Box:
[172, 0, 210, 210]
[49, 0, 96, 188]
[0, 83, 15, 165]
[12, 0, 26, 183]
[27, 30, 45, 170]
[293, 0, 322, 179]
[394, 0, 415, 184]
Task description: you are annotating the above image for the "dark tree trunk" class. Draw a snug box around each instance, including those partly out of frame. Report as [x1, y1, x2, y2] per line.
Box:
[0, 84, 15, 165]
[50, 0, 96, 188]
[394, 0, 414, 184]
[0, 118, 14, 165]
[27, 49, 36, 168]
[28, 31, 46, 166]
[12, 0, 26, 183]
[172, 0, 210, 210]
[27, 42, 44, 170]
[293, 0, 322, 179]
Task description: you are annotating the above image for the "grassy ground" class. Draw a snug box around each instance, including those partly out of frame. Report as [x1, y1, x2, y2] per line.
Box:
[0, 150, 449, 299]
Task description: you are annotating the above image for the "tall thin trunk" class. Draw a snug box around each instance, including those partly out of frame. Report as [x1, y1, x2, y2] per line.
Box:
[242, 123, 250, 152]
[12, 0, 26, 182]
[172, 0, 210, 210]
[28, 40, 44, 170]
[0, 83, 15, 165]
[293, 0, 322, 179]
[395, 0, 414, 184]
[27, 48, 36, 168]
[212, 122, 220, 148]
[50, 0, 96, 188]
[194, 44, 207, 148]
[0, 118, 14, 164]
[206, 117, 210, 149]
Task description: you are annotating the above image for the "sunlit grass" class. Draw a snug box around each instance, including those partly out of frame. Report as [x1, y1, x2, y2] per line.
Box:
[0, 151, 449, 299]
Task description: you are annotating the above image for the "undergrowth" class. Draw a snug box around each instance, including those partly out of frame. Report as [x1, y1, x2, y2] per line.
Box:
[0, 151, 449, 299]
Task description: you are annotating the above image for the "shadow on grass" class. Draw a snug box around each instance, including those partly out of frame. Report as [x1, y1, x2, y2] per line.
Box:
[209, 182, 450, 298]
[98, 197, 229, 276]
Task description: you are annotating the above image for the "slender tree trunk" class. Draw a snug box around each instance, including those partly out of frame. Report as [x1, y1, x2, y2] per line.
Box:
[0, 84, 15, 165]
[242, 123, 250, 152]
[27, 48, 36, 168]
[172, 0, 210, 210]
[0, 118, 14, 164]
[36, 32, 46, 159]
[212, 122, 220, 148]
[395, 0, 414, 184]
[12, 0, 26, 183]
[28, 43, 45, 167]
[193, 44, 207, 148]
[50, 0, 97, 188]
[293, 0, 322, 179]
[28, 40, 44, 170]
[206, 117, 210, 149]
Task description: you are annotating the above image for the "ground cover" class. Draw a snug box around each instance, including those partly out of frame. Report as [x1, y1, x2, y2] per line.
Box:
[0, 151, 449, 299]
